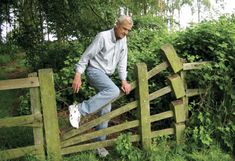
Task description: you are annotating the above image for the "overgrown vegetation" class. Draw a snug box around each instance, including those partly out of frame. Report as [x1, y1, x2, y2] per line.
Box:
[173, 15, 235, 154]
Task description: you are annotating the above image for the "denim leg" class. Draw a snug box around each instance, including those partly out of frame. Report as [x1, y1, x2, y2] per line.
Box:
[96, 104, 111, 141]
[78, 67, 120, 141]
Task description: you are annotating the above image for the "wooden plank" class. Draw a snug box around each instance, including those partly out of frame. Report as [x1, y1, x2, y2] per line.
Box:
[186, 89, 206, 97]
[61, 134, 140, 155]
[62, 120, 139, 148]
[160, 44, 183, 73]
[0, 114, 41, 127]
[150, 111, 174, 123]
[0, 145, 42, 160]
[168, 74, 185, 99]
[29, 73, 46, 160]
[180, 71, 189, 119]
[170, 100, 186, 123]
[151, 128, 174, 138]
[174, 123, 185, 144]
[0, 77, 39, 90]
[149, 86, 172, 101]
[61, 100, 138, 140]
[38, 69, 62, 161]
[147, 61, 169, 79]
[136, 63, 151, 150]
[183, 61, 211, 70]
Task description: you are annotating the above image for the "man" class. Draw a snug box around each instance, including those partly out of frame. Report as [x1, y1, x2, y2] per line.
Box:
[69, 15, 133, 157]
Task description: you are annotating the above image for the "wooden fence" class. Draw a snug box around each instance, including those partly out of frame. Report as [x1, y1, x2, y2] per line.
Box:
[0, 44, 209, 160]
[0, 69, 61, 161]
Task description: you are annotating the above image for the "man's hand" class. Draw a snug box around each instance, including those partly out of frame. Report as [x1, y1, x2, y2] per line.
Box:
[121, 80, 131, 95]
[72, 72, 82, 93]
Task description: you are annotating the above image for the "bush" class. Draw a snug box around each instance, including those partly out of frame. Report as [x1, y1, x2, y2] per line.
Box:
[173, 15, 235, 153]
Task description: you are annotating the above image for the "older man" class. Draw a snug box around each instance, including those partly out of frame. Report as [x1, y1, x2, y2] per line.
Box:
[69, 15, 133, 157]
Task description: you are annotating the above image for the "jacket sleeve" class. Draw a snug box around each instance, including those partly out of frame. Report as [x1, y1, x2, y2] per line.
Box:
[117, 39, 128, 80]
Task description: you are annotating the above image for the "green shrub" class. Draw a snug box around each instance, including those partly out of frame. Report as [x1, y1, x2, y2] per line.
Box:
[18, 93, 31, 115]
[115, 133, 144, 161]
[173, 15, 235, 153]
[0, 54, 12, 66]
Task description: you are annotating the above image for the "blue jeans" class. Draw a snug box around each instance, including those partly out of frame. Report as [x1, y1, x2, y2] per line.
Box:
[78, 67, 120, 141]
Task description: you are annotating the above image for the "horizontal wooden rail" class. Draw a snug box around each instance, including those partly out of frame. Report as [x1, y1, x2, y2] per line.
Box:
[61, 101, 138, 140]
[0, 77, 39, 90]
[61, 128, 174, 155]
[148, 61, 169, 79]
[150, 111, 174, 123]
[151, 128, 174, 138]
[62, 120, 139, 148]
[61, 134, 140, 155]
[0, 113, 42, 128]
[0, 145, 43, 160]
[149, 86, 172, 101]
[186, 89, 206, 97]
[183, 61, 211, 70]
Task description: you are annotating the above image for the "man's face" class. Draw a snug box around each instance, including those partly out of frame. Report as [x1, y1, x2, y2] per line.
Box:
[114, 20, 133, 40]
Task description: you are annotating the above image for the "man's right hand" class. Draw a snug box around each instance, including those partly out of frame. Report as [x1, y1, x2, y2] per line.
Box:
[72, 72, 82, 93]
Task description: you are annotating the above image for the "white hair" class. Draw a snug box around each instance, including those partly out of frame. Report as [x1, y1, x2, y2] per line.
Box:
[116, 15, 133, 26]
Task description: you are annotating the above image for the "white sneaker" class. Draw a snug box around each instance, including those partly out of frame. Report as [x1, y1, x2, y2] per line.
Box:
[68, 104, 81, 129]
[96, 147, 109, 157]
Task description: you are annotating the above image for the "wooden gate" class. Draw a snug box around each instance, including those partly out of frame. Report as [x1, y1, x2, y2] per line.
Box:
[0, 69, 62, 161]
[0, 44, 208, 160]
[59, 44, 192, 155]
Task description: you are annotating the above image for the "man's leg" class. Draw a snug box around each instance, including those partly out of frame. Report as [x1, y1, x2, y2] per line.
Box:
[79, 67, 119, 121]
[95, 104, 111, 141]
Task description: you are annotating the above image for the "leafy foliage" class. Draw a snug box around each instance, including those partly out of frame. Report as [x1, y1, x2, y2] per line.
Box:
[174, 15, 235, 153]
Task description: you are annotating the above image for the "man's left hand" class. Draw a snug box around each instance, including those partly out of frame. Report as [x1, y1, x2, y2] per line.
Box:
[121, 80, 131, 95]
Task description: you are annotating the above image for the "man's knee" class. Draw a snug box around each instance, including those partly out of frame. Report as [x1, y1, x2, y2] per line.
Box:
[109, 86, 120, 98]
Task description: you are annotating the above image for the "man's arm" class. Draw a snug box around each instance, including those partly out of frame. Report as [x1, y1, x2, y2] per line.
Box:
[72, 34, 104, 93]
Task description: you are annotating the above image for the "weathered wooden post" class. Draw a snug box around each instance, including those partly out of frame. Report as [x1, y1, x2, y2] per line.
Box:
[170, 99, 186, 143]
[167, 74, 185, 99]
[136, 63, 151, 150]
[38, 69, 62, 160]
[161, 43, 183, 73]
[29, 73, 45, 160]
[180, 70, 189, 119]
[161, 44, 187, 144]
